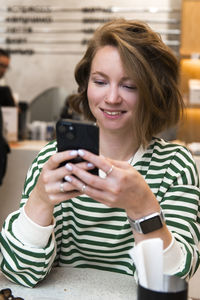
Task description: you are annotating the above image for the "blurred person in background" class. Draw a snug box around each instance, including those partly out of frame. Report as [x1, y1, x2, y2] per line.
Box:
[0, 107, 10, 185]
[0, 48, 16, 107]
[0, 49, 17, 183]
[60, 94, 81, 120]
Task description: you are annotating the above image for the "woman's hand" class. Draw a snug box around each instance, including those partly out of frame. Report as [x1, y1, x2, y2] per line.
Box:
[25, 150, 95, 226]
[64, 149, 172, 248]
[63, 149, 160, 220]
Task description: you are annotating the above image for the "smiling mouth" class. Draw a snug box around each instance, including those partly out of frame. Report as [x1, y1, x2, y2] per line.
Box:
[101, 109, 126, 115]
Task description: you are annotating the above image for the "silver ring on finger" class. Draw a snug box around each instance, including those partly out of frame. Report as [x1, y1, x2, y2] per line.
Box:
[81, 184, 86, 193]
[106, 165, 114, 177]
[60, 181, 65, 193]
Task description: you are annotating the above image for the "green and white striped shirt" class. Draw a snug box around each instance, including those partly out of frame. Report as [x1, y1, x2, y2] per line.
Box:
[0, 138, 200, 287]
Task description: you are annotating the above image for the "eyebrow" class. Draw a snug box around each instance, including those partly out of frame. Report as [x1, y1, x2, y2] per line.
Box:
[91, 71, 131, 81]
[90, 71, 108, 77]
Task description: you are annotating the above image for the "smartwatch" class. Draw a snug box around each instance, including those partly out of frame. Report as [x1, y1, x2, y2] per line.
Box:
[127, 210, 165, 234]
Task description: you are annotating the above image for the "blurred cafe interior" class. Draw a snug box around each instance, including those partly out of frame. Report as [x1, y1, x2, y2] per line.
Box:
[0, 0, 200, 298]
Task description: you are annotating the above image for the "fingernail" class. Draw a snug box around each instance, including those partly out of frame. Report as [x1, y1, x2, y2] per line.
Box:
[65, 175, 72, 182]
[87, 162, 94, 168]
[65, 163, 73, 171]
[78, 149, 85, 156]
[69, 150, 78, 156]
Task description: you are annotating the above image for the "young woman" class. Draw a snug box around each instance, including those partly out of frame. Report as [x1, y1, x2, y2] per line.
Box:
[0, 19, 199, 288]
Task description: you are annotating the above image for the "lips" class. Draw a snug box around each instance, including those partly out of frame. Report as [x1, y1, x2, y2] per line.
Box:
[104, 111, 121, 115]
[101, 108, 126, 115]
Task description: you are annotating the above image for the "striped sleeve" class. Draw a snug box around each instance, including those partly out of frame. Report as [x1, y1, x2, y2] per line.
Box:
[134, 139, 200, 278]
[0, 141, 58, 287]
[156, 144, 200, 278]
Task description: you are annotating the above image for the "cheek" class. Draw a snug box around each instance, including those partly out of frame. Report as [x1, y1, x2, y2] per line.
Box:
[87, 83, 93, 103]
[132, 96, 138, 107]
[87, 84, 101, 107]
[87, 85, 96, 114]
[125, 94, 138, 111]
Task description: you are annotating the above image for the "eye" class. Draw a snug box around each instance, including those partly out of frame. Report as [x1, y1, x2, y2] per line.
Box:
[93, 79, 107, 86]
[123, 84, 137, 90]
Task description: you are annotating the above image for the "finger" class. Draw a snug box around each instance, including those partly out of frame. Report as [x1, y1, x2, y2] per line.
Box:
[77, 150, 114, 174]
[64, 164, 114, 193]
[77, 150, 134, 172]
[45, 180, 78, 194]
[107, 158, 132, 170]
[48, 190, 82, 202]
[66, 161, 95, 171]
[44, 179, 83, 203]
[43, 158, 95, 184]
[74, 181, 114, 207]
[42, 164, 72, 183]
[46, 150, 78, 170]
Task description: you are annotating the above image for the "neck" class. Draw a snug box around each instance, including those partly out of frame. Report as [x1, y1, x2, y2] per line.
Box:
[99, 129, 139, 161]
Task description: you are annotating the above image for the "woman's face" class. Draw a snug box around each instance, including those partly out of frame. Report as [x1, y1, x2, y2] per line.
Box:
[87, 45, 138, 134]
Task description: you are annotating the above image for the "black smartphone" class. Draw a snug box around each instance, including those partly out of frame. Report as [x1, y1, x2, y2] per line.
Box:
[56, 119, 99, 175]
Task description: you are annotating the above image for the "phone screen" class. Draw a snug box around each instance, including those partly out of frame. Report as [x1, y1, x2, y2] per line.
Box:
[56, 119, 99, 175]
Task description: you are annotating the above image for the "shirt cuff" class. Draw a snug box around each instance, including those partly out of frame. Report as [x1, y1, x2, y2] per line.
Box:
[163, 235, 186, 274]
[12, 206, 55, 248]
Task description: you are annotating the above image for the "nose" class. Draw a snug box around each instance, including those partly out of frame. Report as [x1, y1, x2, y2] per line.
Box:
[105, 86, 122, 104]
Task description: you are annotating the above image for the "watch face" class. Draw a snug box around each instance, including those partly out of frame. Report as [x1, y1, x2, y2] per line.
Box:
[140, 216, 163, 234]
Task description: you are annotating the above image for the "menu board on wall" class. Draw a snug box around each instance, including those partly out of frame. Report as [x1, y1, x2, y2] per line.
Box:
[0, 4, 181, 56]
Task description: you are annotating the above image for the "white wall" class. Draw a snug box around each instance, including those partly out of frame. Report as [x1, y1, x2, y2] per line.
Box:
[1, 0, 181, 103]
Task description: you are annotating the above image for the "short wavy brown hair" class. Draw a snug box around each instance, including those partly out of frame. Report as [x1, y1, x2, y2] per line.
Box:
[69, 18, 183, 146]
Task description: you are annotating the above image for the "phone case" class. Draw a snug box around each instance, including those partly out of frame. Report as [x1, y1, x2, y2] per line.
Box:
[56, 119, 99, 175]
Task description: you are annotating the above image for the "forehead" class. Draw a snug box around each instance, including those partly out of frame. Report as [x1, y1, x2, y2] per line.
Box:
[90, 45, 137, 83]
[91, 46, 125, 72]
